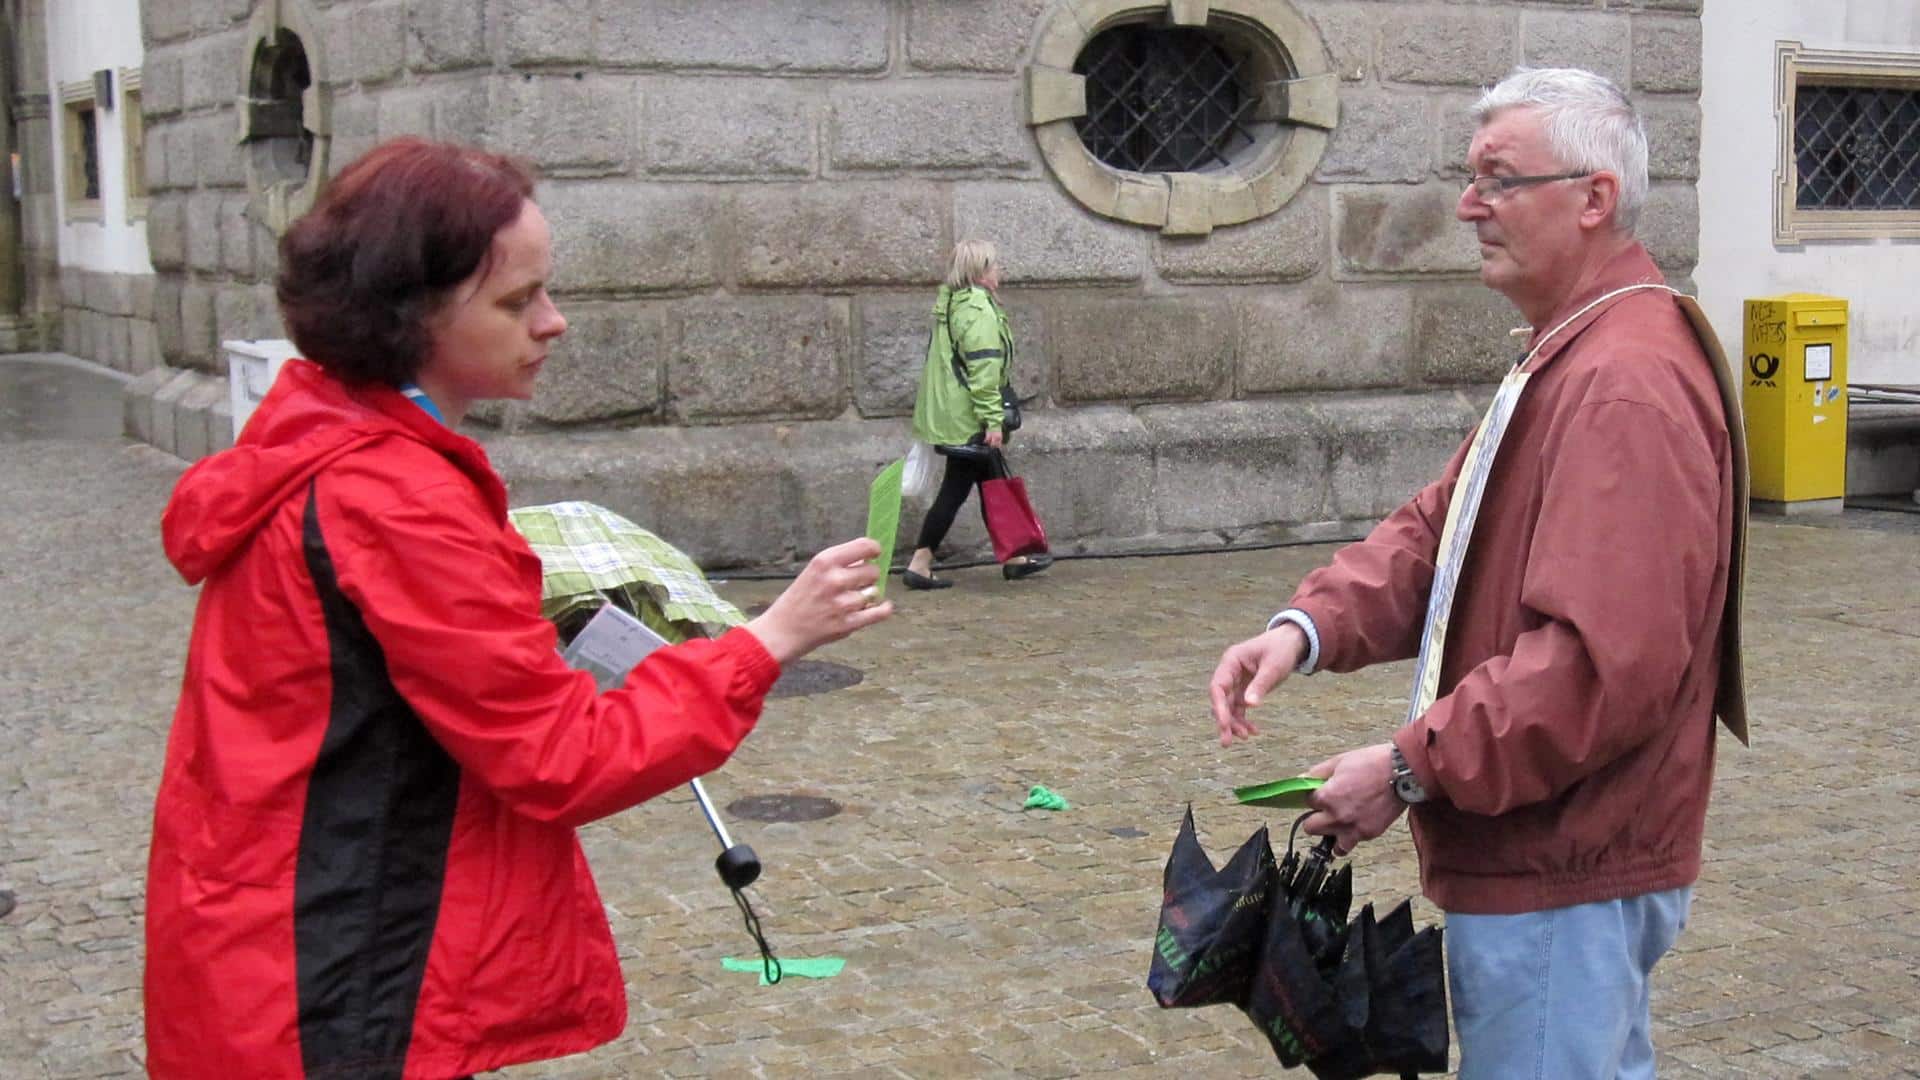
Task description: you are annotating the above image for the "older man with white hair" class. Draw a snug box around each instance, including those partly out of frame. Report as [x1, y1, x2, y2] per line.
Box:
[1208, 67, 1746, 1077]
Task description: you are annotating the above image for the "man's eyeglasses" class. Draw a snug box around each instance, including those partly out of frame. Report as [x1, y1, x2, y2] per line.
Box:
[1465, 171, 1592, 203]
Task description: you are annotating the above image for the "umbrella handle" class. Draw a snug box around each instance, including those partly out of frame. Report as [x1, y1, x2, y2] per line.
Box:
[1286, 832, 1341, 918]
[1285, 810, 1339, 861]
[689, 778, 762, 890]
[715, 843, 762, 890]
[1301, 834, 1337, 893]
[689, 777, 734, 847]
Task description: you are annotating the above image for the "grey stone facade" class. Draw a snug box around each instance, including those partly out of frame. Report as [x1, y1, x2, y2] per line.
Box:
[2, 0, 60, 354]
[57, 269, 162, 375]
[120, 0, 1704, 568]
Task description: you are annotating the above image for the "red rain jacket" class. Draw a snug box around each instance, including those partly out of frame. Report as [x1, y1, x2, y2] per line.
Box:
[145, 360, 779, 1078]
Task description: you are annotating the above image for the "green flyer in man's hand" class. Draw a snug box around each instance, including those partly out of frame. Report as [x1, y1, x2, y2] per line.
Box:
[1233, 775, 1326, 809]
[865, 458, 905, 600]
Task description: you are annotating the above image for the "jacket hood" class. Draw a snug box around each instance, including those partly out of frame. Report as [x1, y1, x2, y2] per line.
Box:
[161, 359, 498, 584]
[938, 283, 994, 310]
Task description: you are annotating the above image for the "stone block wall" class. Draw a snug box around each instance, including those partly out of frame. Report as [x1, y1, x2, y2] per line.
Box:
[137, 0, 284, 372]
[3, 0, 62, 353]
[56, 268, 162, 375]
[127, 0, 1704, 567]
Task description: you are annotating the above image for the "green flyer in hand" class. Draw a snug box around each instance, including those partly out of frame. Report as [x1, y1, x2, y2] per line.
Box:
[1233, 775, 1326, 809]
[865, 458, 905, 600]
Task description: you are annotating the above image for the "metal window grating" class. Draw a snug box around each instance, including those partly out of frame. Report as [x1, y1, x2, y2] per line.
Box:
[1794, 83, 1920, 210]
[77, 108, 100, 201]
[1073, 25, 1258, 173]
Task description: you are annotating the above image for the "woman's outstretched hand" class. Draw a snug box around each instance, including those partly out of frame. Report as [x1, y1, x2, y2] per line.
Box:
[747, 538, 894, 666]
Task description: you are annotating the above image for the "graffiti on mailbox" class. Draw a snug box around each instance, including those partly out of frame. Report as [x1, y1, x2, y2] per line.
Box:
[1748, 302, 1788, 348]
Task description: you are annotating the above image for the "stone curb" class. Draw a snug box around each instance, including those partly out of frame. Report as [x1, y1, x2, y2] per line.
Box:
[118, 364, 231, 460]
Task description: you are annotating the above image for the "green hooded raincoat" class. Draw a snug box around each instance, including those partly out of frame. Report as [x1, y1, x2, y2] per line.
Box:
[911, 284, 1013, 446]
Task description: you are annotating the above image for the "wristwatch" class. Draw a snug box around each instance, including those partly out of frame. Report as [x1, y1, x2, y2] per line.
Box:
[1389, 745, 1429, 805]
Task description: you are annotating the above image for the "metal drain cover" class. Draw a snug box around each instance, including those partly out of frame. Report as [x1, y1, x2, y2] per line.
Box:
[767, 659, 863, 698]
[727, 794, 843, 823]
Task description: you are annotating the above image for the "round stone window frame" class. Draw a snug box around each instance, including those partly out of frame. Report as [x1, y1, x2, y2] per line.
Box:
[237, 0, 332, 235]
[1025, 0, 1338, 236]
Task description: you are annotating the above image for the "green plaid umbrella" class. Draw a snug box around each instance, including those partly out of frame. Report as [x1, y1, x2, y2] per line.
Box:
[511, 502, 780, 957]
[508, 501, 745, 645]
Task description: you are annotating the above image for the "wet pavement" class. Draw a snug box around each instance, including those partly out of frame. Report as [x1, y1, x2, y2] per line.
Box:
[0, 354, 128, 444]
[2, 353, 1917, 1078]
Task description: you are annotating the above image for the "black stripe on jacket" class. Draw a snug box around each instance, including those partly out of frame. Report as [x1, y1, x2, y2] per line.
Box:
[295, 482, 461, 1079]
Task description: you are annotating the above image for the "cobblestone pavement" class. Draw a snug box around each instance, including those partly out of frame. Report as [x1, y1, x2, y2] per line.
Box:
[3, 356, 1918, 1078]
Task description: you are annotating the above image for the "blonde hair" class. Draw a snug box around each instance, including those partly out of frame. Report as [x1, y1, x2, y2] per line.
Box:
[945, 239, 996, 290]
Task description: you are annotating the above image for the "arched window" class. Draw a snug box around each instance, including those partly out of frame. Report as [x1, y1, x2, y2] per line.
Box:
[240, 0, 331, 233]
[1026, 0, 1337, 236]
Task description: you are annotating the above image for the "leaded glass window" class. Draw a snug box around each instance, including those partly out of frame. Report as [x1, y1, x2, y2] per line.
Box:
[1794, 83, 1920, 210]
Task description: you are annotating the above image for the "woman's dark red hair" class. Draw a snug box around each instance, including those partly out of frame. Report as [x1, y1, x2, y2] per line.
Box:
[276, 137, 536, 386]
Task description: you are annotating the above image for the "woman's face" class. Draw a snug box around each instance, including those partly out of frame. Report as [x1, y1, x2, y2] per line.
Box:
[978, 260, 1001, 292]
[414, 199, 567, 424]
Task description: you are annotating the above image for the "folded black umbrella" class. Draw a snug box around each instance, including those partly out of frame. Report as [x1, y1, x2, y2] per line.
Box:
[1150, 809, 1449, 1078]
[1303, 900, 1449, 1080]
[1243, 819, 1360, 1069]
[1147, 805, 1277, 1008]
[1277, 822, 1354, 968]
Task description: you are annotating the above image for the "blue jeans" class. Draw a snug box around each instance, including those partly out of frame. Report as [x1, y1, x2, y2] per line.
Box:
[1446, 887, 1692, 1080]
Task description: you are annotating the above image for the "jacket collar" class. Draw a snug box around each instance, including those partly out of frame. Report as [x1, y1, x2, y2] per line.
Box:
[1518, 242, 1667, 375]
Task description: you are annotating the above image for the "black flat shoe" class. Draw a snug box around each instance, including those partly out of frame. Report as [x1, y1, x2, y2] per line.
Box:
[902, 569, 952, 590]
[1002, 555, 1053, 581]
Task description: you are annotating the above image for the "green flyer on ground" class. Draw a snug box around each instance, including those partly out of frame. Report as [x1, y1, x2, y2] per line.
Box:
[722, 956, 846, 986]
[866, 458, 905, 600]
[1234, 775, 1326, 809]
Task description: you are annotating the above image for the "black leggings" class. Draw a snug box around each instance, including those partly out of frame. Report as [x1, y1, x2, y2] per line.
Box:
[914, 451, 993, 551]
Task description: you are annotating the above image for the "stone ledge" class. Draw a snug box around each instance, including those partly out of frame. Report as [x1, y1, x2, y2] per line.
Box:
[120, 365, 232, 460]
[1848, 402, 1920, 498]
[115, 363, 1496, 569]
[119, 370, 1906, 561]
[484, 389, 1483, 570]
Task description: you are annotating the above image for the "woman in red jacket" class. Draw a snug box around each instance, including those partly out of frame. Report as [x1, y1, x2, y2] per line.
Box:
[144, 137, 892, 1079]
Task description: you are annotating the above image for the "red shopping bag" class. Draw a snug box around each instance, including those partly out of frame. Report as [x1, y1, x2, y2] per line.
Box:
[981, 450, 1049, 563]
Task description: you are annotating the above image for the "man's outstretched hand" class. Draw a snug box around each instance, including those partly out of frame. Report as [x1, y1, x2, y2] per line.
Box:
[1207, 623, 1307, 745]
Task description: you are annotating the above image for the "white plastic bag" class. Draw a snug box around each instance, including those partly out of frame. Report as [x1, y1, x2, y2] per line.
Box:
[902, 440, 938, 499]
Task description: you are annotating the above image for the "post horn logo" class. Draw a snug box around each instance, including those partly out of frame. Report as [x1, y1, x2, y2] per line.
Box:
[1748, 353, 1779, 387]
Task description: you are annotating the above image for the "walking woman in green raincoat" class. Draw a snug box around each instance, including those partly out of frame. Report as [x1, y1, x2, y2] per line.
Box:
[903, 240, 1050, 590]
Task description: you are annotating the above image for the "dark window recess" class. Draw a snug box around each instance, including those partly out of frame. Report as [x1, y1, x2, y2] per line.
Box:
[1795, 83, 1920, 210]
[78, 108, 100, 200]
[1074, 25, 1257, 173]
[246, 28, 314, 185]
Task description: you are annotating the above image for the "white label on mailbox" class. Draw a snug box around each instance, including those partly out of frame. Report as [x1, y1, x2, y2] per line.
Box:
[1804, 342, 1833, 382]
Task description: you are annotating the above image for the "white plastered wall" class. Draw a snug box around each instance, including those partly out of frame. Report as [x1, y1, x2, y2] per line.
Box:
[45, 0, 152, 275]
[1697, 0, 1920, 385]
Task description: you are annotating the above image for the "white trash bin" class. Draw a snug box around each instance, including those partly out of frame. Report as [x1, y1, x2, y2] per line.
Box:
[225, 339, 300, 438]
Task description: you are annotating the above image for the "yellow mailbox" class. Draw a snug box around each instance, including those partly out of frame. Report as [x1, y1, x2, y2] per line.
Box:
[1743, 294, 1847, 510]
